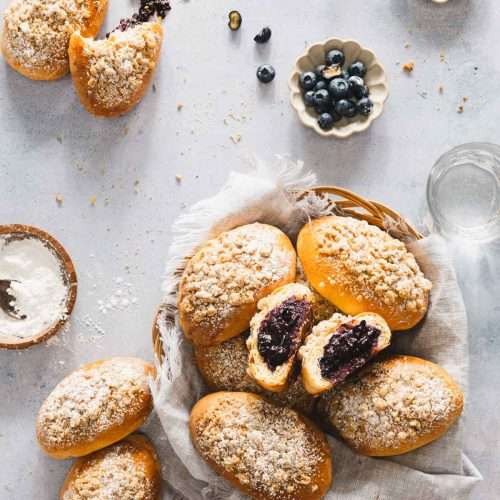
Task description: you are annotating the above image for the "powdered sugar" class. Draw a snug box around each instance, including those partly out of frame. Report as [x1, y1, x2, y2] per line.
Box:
[0, 235, 69, 339]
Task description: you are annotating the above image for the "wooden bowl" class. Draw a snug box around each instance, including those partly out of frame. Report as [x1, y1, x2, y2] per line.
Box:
[0, 225, 77, 349]
[152, 186, 421, 359]
[289, 38, 389, 138]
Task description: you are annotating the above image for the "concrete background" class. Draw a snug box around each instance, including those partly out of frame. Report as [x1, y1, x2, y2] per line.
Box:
[1, 0, 499, 498]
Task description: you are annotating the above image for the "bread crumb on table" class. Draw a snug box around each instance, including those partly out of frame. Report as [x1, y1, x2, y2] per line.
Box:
[402, 61, 415, 73]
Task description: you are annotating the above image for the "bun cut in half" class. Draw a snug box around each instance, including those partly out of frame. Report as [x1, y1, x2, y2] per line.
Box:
[190, 392, 333, 500]
[318, 355, 463, 456]
[299, 312, 391, 395]
[178, 223, 296, 347]
[246, 283, 314, 393]
[297, 216, 432, 331]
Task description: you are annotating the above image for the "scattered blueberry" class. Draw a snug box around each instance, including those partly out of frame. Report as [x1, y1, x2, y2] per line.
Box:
[256, 64, 275, 83]
[357, 97, 374, 116]
[304, 90, 315, 107]
[314, 80, 328, 92]
[299, 71, 317, 90]
[313, 89, 331, 110]
[348, 60, 367, 78]
[329, 78, 350, 100]
[325, 49, 345, 67]
[228, 10, 242, 31]
[254, 26, 272, 43]
[314, 64, 326, 77]
[318, 112, 335, 130]
[335, 99, 357, 118]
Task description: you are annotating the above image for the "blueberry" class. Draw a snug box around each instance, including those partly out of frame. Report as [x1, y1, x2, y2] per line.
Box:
[329, 78, 350, 100]
[325, 49, 345, 67]
[349, 60, 367, 78]
[348, 76, 369, 99]
[313, 89, 331, 111]
[299, 71, 317, 90]
[357, 97, 374, 116]
[228, 10, 242, 31]
[318, 112, 335, 130]
[304, 90, 315, 107]
[314, 80, 328, 92]
[335, 99, 357, 118]
[256, 64, 275, 83]
[314, 64, 326, 78]
[254, 26, 272, 43]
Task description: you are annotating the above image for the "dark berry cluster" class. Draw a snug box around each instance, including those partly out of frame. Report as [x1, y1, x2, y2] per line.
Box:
[107, 0, 171, 37]
[299, 49, 374, 131]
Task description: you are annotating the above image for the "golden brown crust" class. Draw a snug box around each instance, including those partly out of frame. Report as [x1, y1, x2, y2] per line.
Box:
[318, 355, 463, 456]
[194, 334, 316, 415]
[297, 216, 432, 331]
[36, 357, 155, 459]
[299, 312, 391, 395]
[190, 392, 332, 500]
[0, 224, 77, 350]
[179, 223, 297, 347]
[1, 0, 107, 80]
[246, 283, 314, 393]
[59, 434, 161, 499]
[69, 22, 163, 117]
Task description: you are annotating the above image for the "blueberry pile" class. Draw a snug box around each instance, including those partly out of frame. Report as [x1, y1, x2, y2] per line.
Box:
[299, 49, 374, 130]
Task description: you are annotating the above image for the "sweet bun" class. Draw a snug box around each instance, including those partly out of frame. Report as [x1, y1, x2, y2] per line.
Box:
[190, 392, 333, 500]
[59, 434, 161, 500]
[318, 355, 463, 456]
[299, 312, 391, 395]
[297, 216, 432, 331]
[246, 283, 314, 392]
[36, 357, 155, 459]
[1, 0, 107, 80]
[195, 333, 316, 415]
[179, 223, 296, 347]
[69, 22, 163, 117]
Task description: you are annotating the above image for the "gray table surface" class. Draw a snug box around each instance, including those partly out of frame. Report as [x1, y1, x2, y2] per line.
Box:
[1, 0, 499, 498]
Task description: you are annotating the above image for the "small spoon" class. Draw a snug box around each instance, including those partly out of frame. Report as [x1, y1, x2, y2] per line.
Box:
[0, 279, 27, 320]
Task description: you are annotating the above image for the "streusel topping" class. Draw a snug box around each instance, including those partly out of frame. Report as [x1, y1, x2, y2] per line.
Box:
[83, 23, 162, 110]
[62, 441, 156, 500]
[323, 357, 461, 451]
[194, 395, 328, 498]
[38, 359, 152, 450]
[3, 0, 95, 73]
[315, 216, 432, 312]
[196, 334, 315, 414]
[180, 223, 295, 332]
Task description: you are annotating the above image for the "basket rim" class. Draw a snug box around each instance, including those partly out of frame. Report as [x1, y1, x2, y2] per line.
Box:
[151, 185, 423, 361]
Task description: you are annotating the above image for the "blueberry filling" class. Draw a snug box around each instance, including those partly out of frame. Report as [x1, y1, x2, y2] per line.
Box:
[107, 0, 171, 37]
[319, 320, 380, 383]
[257, 297, 311, 371]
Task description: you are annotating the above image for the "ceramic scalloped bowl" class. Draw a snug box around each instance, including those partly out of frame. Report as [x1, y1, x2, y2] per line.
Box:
[289, 38, 388, 138]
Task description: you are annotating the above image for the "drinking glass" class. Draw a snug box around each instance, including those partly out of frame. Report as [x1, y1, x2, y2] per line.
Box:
[426, 143, 500, 242]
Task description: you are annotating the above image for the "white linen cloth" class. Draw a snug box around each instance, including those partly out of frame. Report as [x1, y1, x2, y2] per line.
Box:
[150, 158, 482, 500]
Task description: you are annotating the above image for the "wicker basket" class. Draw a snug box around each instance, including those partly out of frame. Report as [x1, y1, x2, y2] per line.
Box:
[152, 185, 422, 361]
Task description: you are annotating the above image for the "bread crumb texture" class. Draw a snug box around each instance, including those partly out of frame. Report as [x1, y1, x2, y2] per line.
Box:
[316, 217, 432, 313]
[62, 441, 156, 499]
[83, 23, 162, 110]
[194, 395, 328, 498]
[324, 358, 460, 451]
[3, 0, 96, 73]
[38, 359, 150, 451]
[196, 334, 314, 413]
[180, 224, 294, 331]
